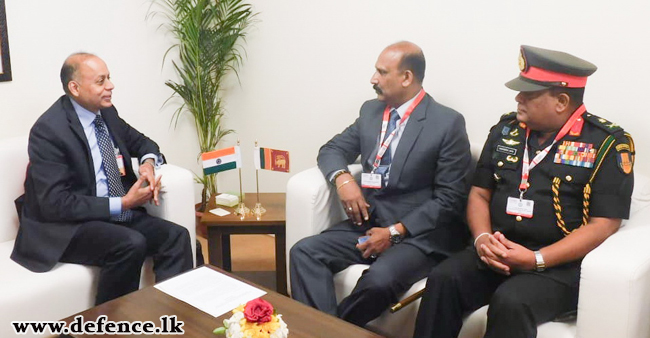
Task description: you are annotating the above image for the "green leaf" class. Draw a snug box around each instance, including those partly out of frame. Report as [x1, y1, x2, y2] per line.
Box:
[148, 0, 257, 199]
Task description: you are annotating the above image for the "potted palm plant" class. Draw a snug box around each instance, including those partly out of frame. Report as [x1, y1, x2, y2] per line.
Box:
[149, 0, 255, 210]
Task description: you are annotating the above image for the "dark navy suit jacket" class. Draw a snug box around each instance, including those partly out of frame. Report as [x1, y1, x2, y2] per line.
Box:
[11, 95, 160, 272]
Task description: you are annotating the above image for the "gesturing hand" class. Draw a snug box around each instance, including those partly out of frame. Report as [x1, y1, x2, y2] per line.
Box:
[138, 161, 162, 206]
[336, 173, 369, 226]
[122, 175, 162, 210]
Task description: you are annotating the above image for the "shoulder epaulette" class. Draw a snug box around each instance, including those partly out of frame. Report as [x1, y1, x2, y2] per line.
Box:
[583, 113, 624, 135]
[499, 111, 517, 122]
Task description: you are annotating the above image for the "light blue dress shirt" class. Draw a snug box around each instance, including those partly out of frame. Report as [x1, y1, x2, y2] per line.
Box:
[71, 99, 159, 216]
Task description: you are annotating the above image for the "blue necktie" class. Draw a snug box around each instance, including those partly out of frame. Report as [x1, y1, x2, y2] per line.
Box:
[94, 115, 132, 222]
[380, 109, 400, 165]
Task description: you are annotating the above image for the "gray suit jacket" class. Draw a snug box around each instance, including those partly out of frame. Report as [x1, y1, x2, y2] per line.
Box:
[318, 94, 471, 257]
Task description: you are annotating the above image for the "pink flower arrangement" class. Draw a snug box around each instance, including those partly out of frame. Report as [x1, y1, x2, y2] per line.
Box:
[243, 298, 274, 323]
[214, 298, 288, 338]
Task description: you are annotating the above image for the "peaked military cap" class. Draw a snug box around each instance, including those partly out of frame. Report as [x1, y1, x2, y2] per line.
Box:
[505, 45, 598, 92]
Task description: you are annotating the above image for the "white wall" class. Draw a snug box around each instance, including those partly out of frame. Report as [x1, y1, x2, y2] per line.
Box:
[1, 0, 648, 200]
[0, 0, 200, 194]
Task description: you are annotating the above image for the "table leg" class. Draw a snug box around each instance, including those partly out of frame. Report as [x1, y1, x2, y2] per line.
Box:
[275, 231, 288, 296]
[222, 234, 232, 271]
[207, 228, 224, 268]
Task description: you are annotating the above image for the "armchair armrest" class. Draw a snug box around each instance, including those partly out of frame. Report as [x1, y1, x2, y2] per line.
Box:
[143, 163, 197, 265]
[285, 164, 362, 289]
[576, 207, 650, 338]
[286, 164, 362, 252]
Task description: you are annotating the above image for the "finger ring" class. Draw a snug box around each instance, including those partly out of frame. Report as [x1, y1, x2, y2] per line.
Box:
[348, 207, 353, 211]
[370, 254, 377, 259]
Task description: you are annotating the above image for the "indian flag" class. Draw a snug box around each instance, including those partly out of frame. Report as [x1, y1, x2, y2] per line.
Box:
[254, 146, 290, 173]
[202, 146, 242, 175]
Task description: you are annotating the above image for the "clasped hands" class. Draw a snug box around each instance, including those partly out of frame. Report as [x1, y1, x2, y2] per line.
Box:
[121, 161, 162, 210]
[475, 231, 536, 275]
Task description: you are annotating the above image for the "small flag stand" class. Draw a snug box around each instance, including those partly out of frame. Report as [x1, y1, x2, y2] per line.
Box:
[252, 141, 267, 220]
[233, 140, 250, 217]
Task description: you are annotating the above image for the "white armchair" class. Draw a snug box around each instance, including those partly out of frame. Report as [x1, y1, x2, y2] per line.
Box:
[0, 135, 196, 338]
[286, 144, 650, 338]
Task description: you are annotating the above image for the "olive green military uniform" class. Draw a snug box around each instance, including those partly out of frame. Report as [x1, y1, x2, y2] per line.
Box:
[474, 111, 634, 284]
[414, 44, 635, 338]
[413, 110, 634, 338]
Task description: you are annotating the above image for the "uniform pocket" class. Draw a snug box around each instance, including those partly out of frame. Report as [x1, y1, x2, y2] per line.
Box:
[491, 152, 521, 186]
[547, 164, 592, 234]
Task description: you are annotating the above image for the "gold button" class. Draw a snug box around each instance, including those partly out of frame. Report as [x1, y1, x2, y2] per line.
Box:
[493, 173, 501, 182]
[516, 216, 523, 221]
[535, 150, 541, 155]
[526, 182, 530, 188]
[497, 161, 504, 167]
[565, 175, 572, 182]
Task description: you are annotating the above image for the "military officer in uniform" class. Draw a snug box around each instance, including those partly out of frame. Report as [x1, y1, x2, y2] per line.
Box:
[413, 45, 635, 338]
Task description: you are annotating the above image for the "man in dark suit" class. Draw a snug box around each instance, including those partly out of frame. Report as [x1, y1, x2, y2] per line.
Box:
[290, 41, 471, 327]
[11, 53, 193, 305]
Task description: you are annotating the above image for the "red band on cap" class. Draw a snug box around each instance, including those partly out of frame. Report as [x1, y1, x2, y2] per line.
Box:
[521, 66, 587, 88]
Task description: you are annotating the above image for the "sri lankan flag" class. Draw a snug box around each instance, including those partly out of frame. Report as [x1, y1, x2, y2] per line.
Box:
[254, 146, 290, 173]
[202, 146, 242, 175]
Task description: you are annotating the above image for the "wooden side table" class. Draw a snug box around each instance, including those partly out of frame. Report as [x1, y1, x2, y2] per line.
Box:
[199, 193, 287, 295]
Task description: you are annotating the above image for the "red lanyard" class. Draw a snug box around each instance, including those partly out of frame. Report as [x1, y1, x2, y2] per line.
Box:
[519, 104, 587, 195]
[372, 89, 426, 172]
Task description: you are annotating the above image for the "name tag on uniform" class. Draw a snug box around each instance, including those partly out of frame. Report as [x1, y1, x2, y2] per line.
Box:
[116, 155, 126, 176]
[361, 173, 382, 189]
[506, 197, 534, 218]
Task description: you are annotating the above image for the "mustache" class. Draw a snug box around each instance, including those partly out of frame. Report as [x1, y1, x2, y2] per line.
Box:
[373, 84, 383, 95]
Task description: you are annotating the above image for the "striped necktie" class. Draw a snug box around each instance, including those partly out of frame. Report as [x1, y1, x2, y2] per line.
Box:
[94, 114, 132, 222]
[380, 109, 400, 165]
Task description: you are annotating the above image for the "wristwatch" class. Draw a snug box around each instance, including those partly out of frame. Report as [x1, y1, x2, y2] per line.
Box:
[534, 250, 546, 272]
[388, 225, 403, 245]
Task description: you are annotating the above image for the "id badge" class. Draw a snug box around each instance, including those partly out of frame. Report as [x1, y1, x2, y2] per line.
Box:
[506, 197, 534, 218]
[116, 155, 126, 176]
[361, 173, 382, 189]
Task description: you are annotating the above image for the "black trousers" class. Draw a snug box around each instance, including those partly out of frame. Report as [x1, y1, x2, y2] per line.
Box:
[59, 209, 193, 305]
[290, 221, 442, 327]
[413, 248, 578, 338]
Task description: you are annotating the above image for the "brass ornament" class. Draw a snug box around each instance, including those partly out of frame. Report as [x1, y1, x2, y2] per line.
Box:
[502, 139, 521, 146]
[616, 144, 630, 152]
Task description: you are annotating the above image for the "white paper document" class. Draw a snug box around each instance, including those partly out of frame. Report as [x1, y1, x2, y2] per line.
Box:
[209, 208, 231, 217]
[154, 266, 266, 318]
